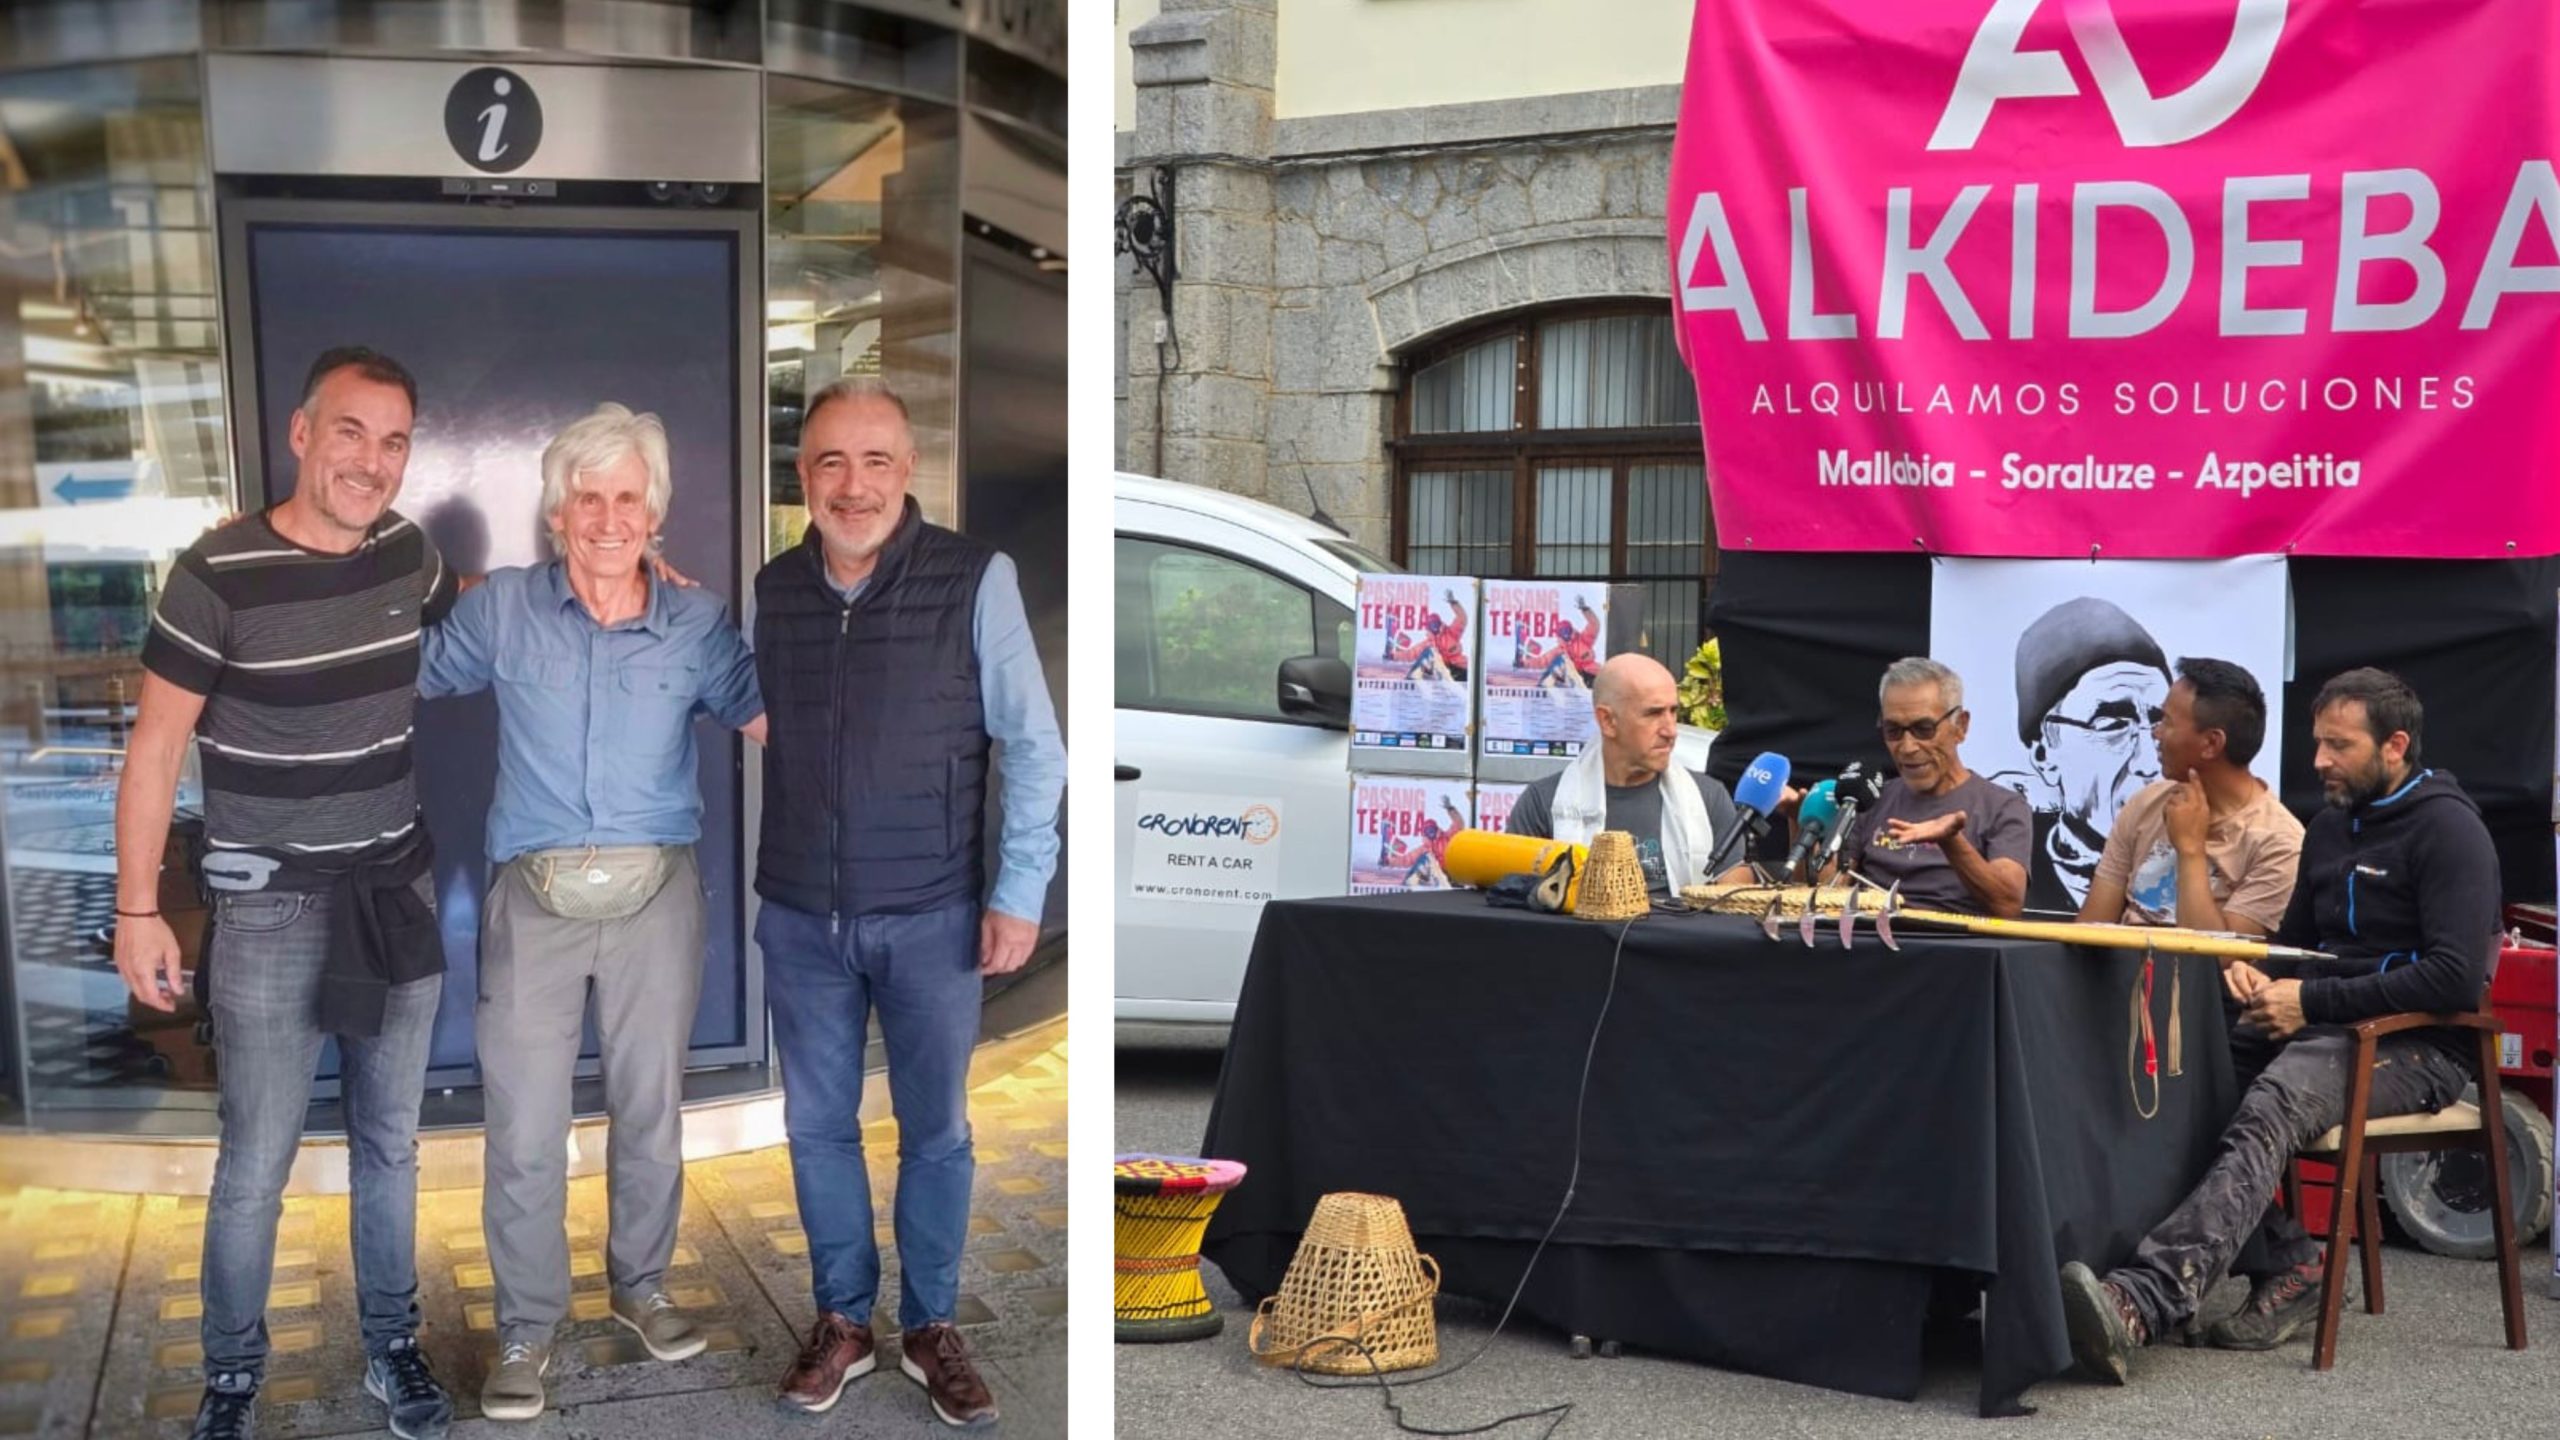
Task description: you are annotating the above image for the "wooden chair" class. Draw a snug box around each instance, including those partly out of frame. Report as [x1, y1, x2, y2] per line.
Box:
[2284, 1012, 2528, 1369]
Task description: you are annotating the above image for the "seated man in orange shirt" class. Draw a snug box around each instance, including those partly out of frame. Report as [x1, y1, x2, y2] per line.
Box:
[2076, 657, 2302, 937]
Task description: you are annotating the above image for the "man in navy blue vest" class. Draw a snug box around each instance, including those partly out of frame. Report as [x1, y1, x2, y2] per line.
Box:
[755, 379, 1063, 1429]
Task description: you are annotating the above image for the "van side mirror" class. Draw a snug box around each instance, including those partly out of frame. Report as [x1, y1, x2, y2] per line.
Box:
[1276, 654, 1352, 727]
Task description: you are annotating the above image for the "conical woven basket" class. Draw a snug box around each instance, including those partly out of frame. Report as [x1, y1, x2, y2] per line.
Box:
[1574, 829, 1650, 921]
[1247, 1192, 1441, 1375]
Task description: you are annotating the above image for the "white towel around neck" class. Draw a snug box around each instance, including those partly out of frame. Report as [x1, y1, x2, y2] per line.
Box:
[1549, 744, 1719, 889]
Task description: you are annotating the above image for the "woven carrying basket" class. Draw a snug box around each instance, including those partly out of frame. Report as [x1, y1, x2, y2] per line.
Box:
[1574, 830, 1650, 921]
[1247, 1192, 1441, 1375]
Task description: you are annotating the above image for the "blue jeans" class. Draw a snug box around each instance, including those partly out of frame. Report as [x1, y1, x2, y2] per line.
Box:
[757, 899, 980, 1329]
[201, 883, 441, 1381]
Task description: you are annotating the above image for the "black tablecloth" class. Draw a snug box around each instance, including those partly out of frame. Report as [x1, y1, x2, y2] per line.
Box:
[1199, 892, 2240, 1415]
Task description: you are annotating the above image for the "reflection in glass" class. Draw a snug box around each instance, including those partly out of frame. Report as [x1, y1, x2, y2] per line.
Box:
[1534, 464, 1612, 578]
[766, 78, 958, 560]
[1537, 313, 1698, 430]
[1116, 535, 1317, 721]
[1408, 335, 1515, 435]
[1630, 462, 1707, 664]
[1406, 468, 1511, 576]
[0, 60, 229, 1119]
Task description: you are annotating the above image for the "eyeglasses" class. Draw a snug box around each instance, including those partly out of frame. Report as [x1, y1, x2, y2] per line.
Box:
[1879, 706, 1962, 744]
[2046, 704, 2167, 741]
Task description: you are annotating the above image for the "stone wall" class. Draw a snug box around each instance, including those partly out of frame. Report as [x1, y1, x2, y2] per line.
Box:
[1120, 0, 1679, 557]
[1265, 132, 1674, 555]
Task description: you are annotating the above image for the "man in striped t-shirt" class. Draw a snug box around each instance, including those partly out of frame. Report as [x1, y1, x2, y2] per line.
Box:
[114, 347, 457, 1440]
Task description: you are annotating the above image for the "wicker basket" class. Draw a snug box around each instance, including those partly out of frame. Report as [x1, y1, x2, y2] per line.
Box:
[1247, 1192, 1441, 1375]
[1573, 830, 1650, 921]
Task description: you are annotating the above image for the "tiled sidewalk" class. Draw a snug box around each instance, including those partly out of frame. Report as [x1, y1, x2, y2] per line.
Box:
[0, 1027, 1068, 1438]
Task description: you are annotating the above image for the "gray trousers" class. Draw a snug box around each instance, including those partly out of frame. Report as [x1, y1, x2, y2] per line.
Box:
[478, 847, 705, 1345]
[2107, 1025, 2469, 1335]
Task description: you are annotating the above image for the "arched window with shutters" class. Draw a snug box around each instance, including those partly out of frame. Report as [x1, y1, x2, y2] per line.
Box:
[1390, 304, 1716, 667]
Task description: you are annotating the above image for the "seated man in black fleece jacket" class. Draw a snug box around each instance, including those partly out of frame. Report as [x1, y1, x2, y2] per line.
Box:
[2059, 667, 2496, 1380]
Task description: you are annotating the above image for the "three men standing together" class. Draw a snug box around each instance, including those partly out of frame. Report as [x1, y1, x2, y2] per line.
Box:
[113, 349, 1062, 1438]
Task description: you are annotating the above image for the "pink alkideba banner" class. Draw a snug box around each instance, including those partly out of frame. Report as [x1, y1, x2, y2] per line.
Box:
[1669, 0, 2560, 558]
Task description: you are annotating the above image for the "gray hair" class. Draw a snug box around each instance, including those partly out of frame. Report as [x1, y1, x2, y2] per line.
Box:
[540, 403, 671, 535]
[1879, 656, 1964, 710]
[802, 376, 913, 444]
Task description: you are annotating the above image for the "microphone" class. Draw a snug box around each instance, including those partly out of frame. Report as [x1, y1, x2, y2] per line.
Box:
[1780, 779, 1841, 882]
[1818, 761, 1887, 871]
[1702, 752, 1791, 880]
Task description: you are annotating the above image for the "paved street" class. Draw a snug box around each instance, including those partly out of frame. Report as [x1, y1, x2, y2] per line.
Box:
[0, 1024, 1069, 1440]
[1119, 1033, 2559, 1440]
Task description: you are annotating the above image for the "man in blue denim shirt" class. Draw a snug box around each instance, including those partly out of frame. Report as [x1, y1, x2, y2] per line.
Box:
[416, 403, 763, 1421]
[757, 380, 1063, 1429]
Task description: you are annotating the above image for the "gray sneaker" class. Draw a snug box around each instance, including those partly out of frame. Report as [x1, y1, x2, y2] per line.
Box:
[362, 1337, 453, 1440]
[2203, 1261, 2327, 1350]
[187, 1371, 257, 1440]
[2057, 1261, 2147, 1385]
[611, 1290, 708, 1362]
[478, 1341, 552, 1423]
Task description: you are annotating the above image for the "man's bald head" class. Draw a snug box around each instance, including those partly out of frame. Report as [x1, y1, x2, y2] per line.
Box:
[1593, 653, 1681, 783]
[1593, 653, 1673, 712]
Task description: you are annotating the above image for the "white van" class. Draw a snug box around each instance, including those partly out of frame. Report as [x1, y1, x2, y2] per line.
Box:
[1114, 472, 1710, 1023]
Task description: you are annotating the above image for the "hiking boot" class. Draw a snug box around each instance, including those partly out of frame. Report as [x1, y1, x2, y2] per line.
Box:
[2205, 1261, 2327, 1350]
[188, 1371, 257, 1440]
[611, 1290, 708, 1362]
[478, 1340, 552, 1423]
[362, 1336, 453, 1440]
[900, 1321, 998, 1428]
[779, 1311, 875, 1414]
[2057, 1261, 2148, 1385]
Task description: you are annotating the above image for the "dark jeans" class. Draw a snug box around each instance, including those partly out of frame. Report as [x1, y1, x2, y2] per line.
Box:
[201, 883, 441, 1381]
[2107, 1024, 2469, 1335]
[758, 898, 981, 1329]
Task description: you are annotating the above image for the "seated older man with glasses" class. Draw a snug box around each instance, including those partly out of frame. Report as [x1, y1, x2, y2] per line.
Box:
[1829, 657, 2032, 917]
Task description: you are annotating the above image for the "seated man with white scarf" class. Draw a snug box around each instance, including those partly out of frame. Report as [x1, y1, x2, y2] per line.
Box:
[1503, 653, 1746, 898]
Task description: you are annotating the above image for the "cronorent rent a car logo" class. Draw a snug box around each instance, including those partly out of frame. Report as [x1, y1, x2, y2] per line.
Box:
[1137, 805, 1283, 845]
[1237, 805, 1280, 845]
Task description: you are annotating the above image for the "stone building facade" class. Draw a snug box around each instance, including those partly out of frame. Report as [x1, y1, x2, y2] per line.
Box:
[1118, 0, 1705, 658]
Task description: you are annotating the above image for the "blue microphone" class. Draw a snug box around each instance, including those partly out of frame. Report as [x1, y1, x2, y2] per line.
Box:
[1780, 779, 1841, 880]
[1704, 751, 1791, 880]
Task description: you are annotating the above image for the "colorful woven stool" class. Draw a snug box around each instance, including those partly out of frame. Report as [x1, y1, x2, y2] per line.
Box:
[1114, 1154, 1247, 1342]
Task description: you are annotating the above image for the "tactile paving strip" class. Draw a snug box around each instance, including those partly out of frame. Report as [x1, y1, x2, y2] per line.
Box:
[0, 1027, 1068, 1436]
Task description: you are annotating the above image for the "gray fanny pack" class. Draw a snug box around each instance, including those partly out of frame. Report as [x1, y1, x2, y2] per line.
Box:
[520, 844, 677, 921]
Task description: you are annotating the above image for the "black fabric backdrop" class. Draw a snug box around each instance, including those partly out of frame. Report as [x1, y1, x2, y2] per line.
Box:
[1703, 554, 2560, 902]
[1200, 893, 2236, 1415]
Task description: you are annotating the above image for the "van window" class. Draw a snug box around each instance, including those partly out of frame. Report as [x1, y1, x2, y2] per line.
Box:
[1118, 535, 1332, 721]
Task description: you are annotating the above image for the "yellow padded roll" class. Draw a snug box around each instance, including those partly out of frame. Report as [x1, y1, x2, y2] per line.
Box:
[1440, 828, 1585, 910]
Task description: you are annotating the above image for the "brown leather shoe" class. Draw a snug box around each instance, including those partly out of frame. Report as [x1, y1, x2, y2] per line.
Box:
[778, 1312, 875, 1414]
[899, 1322, 998, 1428]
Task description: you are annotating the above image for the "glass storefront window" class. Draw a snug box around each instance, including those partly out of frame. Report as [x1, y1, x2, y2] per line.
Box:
[766, 77, 959, 559]
[0, 59, 230, 1120]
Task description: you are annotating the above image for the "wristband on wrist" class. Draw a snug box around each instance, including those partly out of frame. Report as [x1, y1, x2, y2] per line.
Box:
[115, 907, 160, 919]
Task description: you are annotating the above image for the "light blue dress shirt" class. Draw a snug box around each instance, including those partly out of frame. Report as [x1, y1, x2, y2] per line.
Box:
[830, 552, 1065, 923]
[419, 562, 764, 862]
